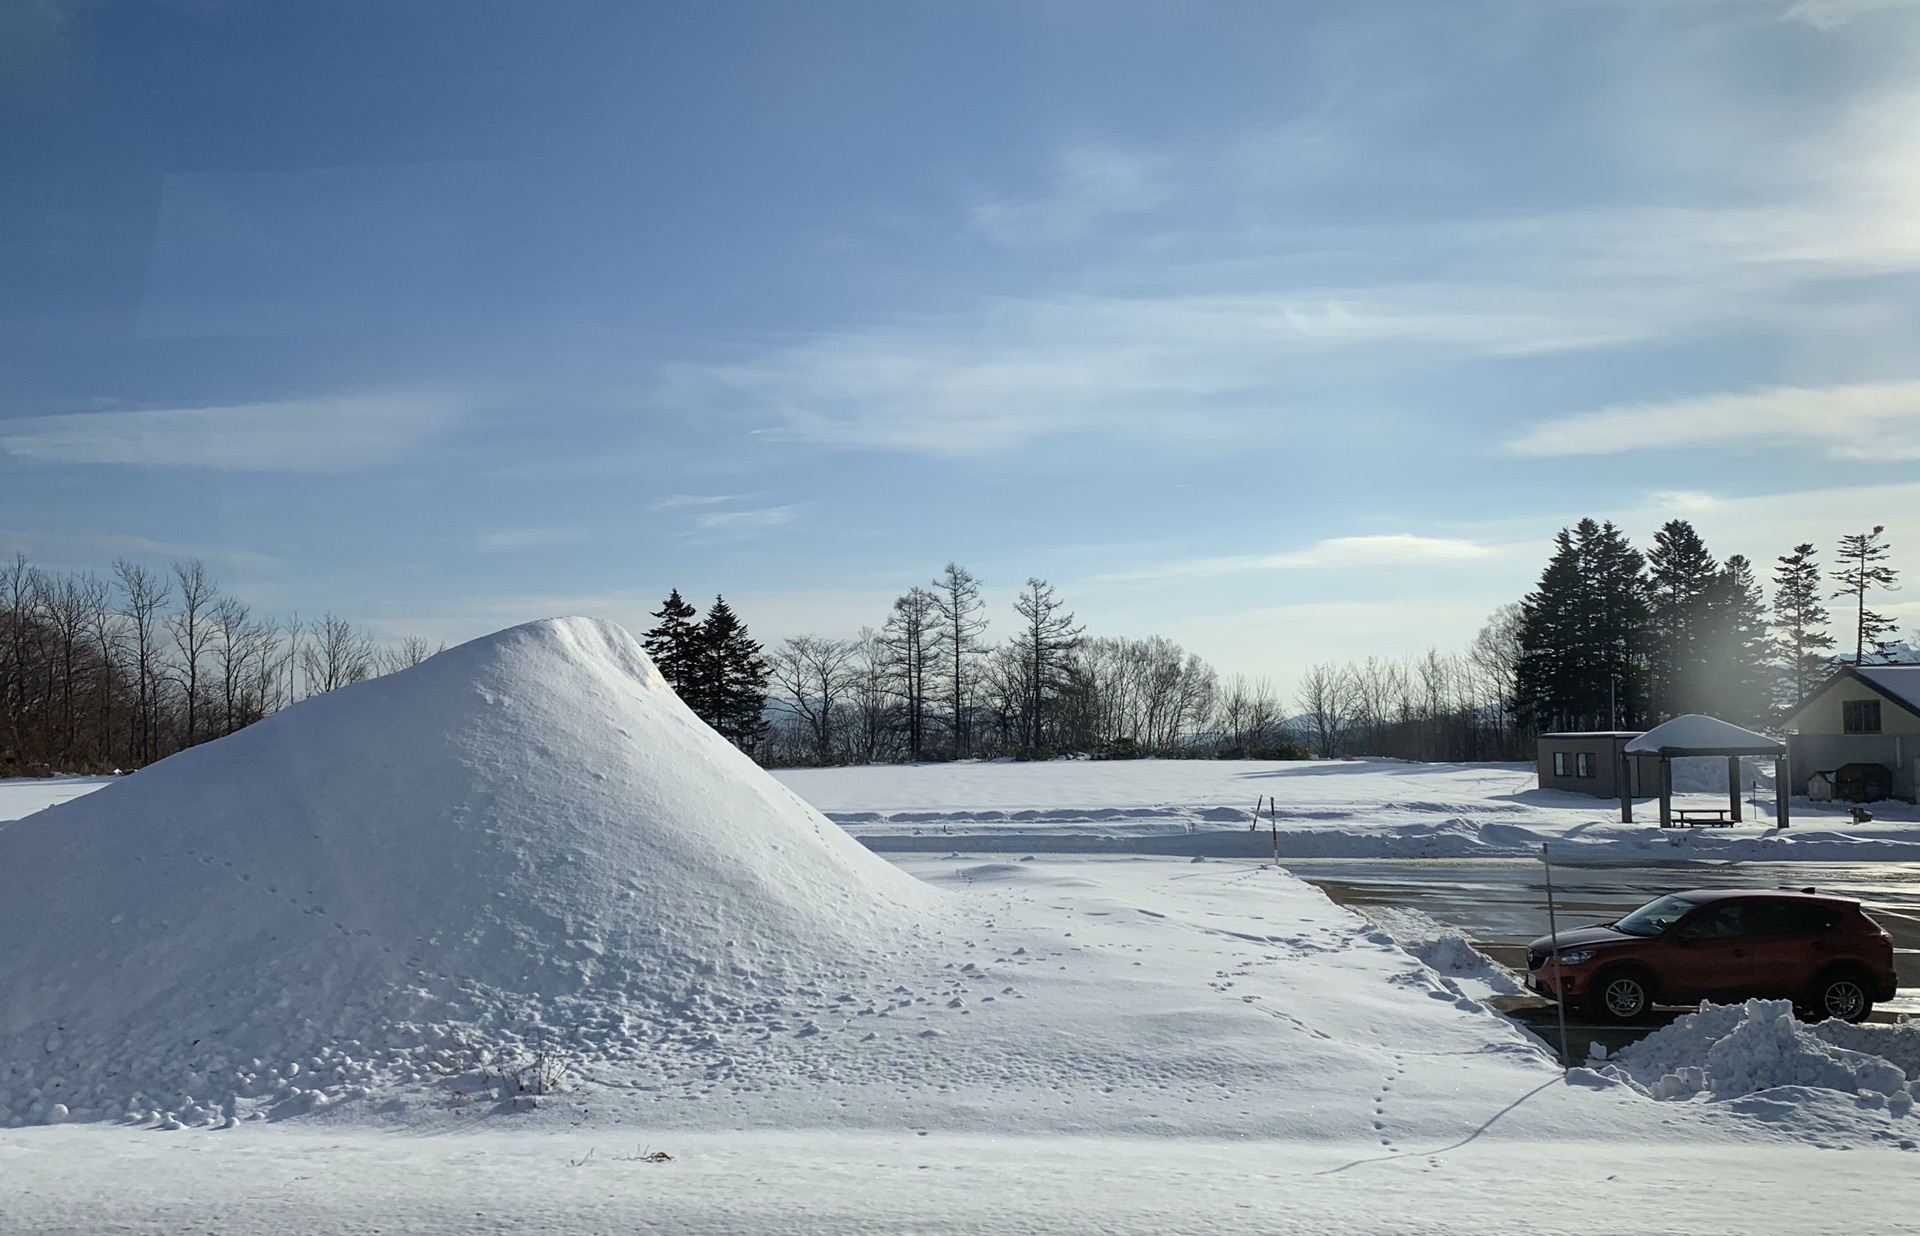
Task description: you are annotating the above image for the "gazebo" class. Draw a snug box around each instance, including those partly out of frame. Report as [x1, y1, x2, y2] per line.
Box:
[1621, 714, 1788, 829]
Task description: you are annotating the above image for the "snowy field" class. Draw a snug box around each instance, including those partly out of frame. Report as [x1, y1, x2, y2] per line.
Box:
[777, 757, 1920, 863]
[3, 622, 1919, 1233]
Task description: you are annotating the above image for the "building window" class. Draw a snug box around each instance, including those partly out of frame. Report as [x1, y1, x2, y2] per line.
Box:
[1553, 752, 1570, 776]
[1576, 752, 1596, 778]
[1843, 699, 1882, 734]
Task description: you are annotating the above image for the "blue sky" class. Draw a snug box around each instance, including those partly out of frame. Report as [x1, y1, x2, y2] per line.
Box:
[3, 0, 1918, 689]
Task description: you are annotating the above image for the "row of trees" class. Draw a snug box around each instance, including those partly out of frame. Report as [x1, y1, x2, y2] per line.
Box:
[0, 555, 433, 775]
[748, 565, 1300, 766]
[640, 592, 773, 752]
[1513, 521, 1903, 734]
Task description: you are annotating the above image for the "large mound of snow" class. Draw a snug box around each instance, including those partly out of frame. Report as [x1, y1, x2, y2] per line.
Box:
[0, 618, 939, 1127]
[1606, 1000, 1917, 1117]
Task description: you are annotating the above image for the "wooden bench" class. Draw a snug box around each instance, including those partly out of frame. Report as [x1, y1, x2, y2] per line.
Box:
[1663, 808, 1734, 829]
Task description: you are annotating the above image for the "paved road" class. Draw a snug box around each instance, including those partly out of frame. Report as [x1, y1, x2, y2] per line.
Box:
[1284, 857, 1920, 1059]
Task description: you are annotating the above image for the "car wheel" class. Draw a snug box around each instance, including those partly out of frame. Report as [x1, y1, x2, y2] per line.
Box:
[1810, 971, 1874, 1024]
[1587, 969, 1654, 1024]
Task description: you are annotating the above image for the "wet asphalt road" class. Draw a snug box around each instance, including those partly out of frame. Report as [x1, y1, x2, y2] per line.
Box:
[1283, 858, 1920, 1060]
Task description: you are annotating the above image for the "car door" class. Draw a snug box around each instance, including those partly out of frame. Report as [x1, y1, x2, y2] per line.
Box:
[1658, 902, 1757, 1002]
[1741, 899, 1837, 999]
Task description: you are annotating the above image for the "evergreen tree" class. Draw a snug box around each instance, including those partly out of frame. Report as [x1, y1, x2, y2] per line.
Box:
[1515, 519, 1648, 733]
[1646, 519, 1720, 717]
[1831, 526, 1900, 664]
[693, 595, 769, 752]
[641, 589, 700, 699]
[1700, 554, 1770, 726]
[1770, 543, 1833, 708]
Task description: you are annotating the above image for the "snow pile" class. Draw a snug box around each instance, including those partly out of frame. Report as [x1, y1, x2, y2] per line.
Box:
[0, 618, 941, 1128]
[1353, 906, 1522, 1001]
[1607, 1001, 1916, 1116]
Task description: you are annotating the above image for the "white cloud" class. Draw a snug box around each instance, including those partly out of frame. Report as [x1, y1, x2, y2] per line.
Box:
[0, 391, 457, 472]
[1091, 534, 1499, 584]
[471, 527, 585, 552]
[651, 493, 745, 510]
[1501, 380, 1920, 460]
[1783, 0, 1920, 29]
[692, 505, 798, 534]
[969, 142, 1169, 245]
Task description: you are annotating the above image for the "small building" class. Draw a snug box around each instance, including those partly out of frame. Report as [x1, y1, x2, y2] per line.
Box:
[1536, 732, 1662, 799]
[1781, 665, 1920, 802]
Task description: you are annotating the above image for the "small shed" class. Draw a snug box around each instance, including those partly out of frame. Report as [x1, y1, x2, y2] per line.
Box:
[1622, 714, 1788, 829]
[1536, 732, 1662, 799]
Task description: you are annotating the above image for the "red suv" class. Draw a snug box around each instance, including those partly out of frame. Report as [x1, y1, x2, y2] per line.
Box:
[1526, 888, 1898, 1024]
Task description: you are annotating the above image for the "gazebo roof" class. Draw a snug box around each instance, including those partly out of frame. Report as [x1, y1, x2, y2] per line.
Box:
[1623, 714, 1784, 757]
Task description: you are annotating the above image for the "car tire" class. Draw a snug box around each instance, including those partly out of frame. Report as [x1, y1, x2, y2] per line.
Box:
[1808, 969, 1875, 1024]
[1586, 968, 1655, 1024]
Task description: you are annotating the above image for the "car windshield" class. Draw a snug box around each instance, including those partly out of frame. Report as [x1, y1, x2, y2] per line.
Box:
[1613, 894, 1700, 937]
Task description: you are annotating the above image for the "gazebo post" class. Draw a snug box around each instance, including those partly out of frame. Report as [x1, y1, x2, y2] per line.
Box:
[1775, 755, 1789, 829]
[1659, 756, 1672, 829]
[1619, 750, 1632, 823]
[1727, 755, 1742, 823]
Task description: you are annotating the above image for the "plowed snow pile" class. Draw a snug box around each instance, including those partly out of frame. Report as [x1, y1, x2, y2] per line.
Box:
[0, 618, 941, 1128]
[1606, 1000, 1918, 1117]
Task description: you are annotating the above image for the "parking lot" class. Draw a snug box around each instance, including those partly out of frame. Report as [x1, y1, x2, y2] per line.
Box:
[1286, 858, 1920, 1060]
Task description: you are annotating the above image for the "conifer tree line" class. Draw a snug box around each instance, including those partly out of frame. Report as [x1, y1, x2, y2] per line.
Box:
[1512, 519, 1906, 735]
[640, 591, 773, 753]
[1, 554, 441, 776]
[693, 564, 1300, 767]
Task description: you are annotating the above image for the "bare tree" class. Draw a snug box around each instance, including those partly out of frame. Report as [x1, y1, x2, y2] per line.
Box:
[930, 563, 988, 758]
[301, 613, 375, 695]
[1294, 662, 1350, 757]
[167, 559, 219, 746]
[114, 559, 172, 764]
[376, 635, 439, 676]
[1012, 577, 1082, 752]
[881, 588, 939, 761]
[770, 634, 857, 764]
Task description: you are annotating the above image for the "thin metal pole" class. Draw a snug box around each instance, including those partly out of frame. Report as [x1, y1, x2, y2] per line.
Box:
[1543, 842, 1570, 1070]
[1269, 795, 1279, 867]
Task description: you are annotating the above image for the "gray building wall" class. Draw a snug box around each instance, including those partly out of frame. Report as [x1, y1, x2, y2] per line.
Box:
[1785, 733, 1917, 801]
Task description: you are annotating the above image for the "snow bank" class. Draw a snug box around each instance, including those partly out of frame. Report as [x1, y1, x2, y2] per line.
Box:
[1606, 1000, 1917, 1117]
[0, 618, 941, 1128]
[1351, 906, 1522, 1001]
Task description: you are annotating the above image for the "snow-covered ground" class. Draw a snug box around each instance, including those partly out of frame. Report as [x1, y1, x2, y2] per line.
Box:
[0, 774, 117, 822]
[3, 623, 1918, 1232]
[777, 758, 1920, 862]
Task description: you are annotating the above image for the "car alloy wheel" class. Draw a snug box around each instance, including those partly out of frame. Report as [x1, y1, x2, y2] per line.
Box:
[1601, 975, 1648, 1021]
[1820, 978, 1868, 1022]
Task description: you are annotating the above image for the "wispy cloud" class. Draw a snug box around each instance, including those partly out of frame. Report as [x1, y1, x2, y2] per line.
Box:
[471, 526, 585, 552]
[1501, 380, 1920, 460]
[969, 142, 1169, 245]
[651, 493, 746, 510]
[692, 505, 798, 534]
[1783, 0, 1920, 29]
[0, 391, 457, 472]
[1092, 534, 1499, 584]
[0, 528, 281, 572]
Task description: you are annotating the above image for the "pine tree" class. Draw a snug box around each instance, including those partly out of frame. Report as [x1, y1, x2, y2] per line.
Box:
[1770, 543, 1833, 708]
[694, 595, 769, 752]
[1700, 554, 1771, 727]
[1831, 526, 1900, 664]
[1646, 519, 1720, 717]
[1515, 519, 1648, 733]
[641, 589, 700, 699]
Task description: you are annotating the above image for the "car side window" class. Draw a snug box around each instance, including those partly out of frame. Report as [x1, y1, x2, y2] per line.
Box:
[1744, 900, 1842, 936]
[1685, 903, 1748, 939]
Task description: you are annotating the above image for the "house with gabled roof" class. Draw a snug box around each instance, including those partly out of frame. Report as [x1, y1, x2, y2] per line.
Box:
[1780, 665, 1920, 802]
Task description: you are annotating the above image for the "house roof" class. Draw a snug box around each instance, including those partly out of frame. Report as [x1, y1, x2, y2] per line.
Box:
[1624, 714, 1785, 757]
[1783, 665, 1920, 731]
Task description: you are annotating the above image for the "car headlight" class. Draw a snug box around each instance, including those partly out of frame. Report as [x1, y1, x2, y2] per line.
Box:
[1548, 950, 1594, 966]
